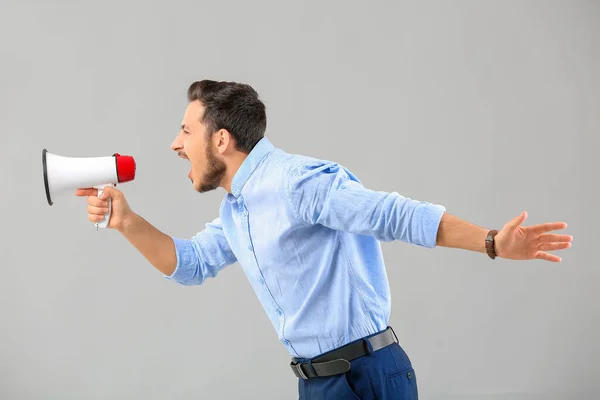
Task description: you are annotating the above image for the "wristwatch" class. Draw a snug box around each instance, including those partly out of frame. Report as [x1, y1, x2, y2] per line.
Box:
[485, 230, 499, 259]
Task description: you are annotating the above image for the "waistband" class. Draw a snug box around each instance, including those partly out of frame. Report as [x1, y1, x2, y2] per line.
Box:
[290, 326, 398, 379]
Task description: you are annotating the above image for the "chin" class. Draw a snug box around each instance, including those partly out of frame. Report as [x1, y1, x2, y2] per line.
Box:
[190, 178, 204, 193]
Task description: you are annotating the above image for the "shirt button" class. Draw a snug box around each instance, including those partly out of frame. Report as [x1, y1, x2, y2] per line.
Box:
[248, 244, 253, 251]
[276, 309, 282, 316]
[242, 211, 248, 217]
[258, 277, 265, 285]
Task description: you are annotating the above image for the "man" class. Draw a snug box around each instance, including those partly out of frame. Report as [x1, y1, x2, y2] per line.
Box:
[76, 80, 572, 399]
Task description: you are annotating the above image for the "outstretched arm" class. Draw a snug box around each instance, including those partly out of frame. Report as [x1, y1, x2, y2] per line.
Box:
[285, 159, 572, 262]
[436, 211, 572, 262]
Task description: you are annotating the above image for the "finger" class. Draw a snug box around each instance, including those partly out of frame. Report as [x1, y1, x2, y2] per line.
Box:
[539, 234, 573, 243]
[87, 196, 109, 207]
[506, 211, 527, 230]
[530, 222, 568, 234]
[87, 204, 109, 215]
[539, 242, 572, 251]
[76, 188, 98, 197]
[88, 213, 105, 223]
[535, 251, 562, 262]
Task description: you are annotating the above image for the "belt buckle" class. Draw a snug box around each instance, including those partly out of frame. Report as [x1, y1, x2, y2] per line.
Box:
[291, 359, 309, 380]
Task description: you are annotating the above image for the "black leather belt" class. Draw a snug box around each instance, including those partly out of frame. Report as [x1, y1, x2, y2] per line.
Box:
[290, 326, 398, 380]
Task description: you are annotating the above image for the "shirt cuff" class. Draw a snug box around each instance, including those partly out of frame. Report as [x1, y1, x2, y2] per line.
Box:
[417, 202, 446, 248]
[164, 237, 197, 284]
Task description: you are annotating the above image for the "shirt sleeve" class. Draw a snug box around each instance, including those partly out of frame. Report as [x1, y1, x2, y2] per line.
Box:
[285, 159, 446, 248]
[165, 217, 237, 285]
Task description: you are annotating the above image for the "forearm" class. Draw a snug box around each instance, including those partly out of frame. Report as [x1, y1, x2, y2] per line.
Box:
[117, 213, 177, 275]
[435, 212, 489, 253]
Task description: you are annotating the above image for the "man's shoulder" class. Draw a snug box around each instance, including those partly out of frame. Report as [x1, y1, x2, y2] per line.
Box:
[268, 148, 338, 178]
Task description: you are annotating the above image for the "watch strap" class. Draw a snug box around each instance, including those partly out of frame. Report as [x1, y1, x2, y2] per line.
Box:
[486, 230, 499, 259]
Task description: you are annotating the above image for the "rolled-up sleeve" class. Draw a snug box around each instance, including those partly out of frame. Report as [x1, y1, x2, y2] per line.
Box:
[165, 217, 237, 285]
[285, 160, 446, 248]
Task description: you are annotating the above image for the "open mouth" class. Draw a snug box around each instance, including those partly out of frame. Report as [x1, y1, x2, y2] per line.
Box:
[179, 153, 192, 178]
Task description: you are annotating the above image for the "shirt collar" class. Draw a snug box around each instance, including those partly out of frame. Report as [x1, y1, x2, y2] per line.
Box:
[229, 136, 275, 198]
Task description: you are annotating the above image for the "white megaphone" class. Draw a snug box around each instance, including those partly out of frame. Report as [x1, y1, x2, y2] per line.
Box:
[42, 149, 136, 229]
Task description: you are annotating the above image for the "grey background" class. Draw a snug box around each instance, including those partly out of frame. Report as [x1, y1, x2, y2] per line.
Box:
[0, 0, 597, 399]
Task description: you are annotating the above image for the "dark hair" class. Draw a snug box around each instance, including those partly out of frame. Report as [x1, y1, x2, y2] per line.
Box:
[187, 80, 267, 153]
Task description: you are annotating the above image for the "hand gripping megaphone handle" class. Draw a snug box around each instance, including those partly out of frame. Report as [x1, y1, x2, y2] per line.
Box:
[94, 183, 114, 229]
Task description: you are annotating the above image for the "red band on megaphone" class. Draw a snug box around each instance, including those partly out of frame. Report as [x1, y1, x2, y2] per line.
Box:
[114, 153, 136, 183]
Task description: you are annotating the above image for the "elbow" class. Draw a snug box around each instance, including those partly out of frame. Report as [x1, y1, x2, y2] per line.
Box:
[165, 237, 208, 286]
[165, 260, 207, 286]
[394, 202, 446, 248]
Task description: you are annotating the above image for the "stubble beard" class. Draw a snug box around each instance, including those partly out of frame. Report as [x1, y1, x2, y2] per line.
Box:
[196, 143, 227, 193]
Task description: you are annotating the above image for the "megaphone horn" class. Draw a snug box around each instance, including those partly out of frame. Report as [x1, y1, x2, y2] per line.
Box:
[42, 149, 136, 229]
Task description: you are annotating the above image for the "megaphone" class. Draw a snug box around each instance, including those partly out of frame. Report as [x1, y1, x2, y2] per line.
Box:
[42, 149, 136, 229]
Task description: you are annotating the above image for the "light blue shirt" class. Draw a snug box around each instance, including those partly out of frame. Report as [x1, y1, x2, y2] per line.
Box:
[167, 137, 446, 359]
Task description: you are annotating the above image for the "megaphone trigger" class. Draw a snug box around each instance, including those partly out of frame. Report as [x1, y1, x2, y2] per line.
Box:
[93, 183, 114, 230]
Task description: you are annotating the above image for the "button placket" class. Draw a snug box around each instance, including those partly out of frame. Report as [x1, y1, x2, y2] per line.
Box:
[240, 200, 261, 282]
[237, 196, 286, 343]
[242, 208, 252, 250]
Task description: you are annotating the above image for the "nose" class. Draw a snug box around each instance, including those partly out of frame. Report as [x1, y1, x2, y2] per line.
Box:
[171, 133, 183, 152]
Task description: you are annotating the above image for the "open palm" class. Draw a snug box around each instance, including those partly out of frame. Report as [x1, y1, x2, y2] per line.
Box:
[495, 211, 573, 262]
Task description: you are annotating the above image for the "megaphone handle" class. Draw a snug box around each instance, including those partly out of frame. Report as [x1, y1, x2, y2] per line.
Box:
[93, 184, 113, 229]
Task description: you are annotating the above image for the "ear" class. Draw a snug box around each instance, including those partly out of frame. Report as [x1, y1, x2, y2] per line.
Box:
[213, 129, 234, 154]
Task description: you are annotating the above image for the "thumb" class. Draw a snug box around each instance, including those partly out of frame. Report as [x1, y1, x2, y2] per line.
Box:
[99, 185, 120, 200]
[505, 211, 527, 230]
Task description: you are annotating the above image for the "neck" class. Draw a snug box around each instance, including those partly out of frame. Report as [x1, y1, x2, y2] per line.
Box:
[221, 151, 248, 193]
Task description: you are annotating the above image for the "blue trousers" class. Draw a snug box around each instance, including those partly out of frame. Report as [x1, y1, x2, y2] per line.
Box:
[297, 338, 418, 399]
